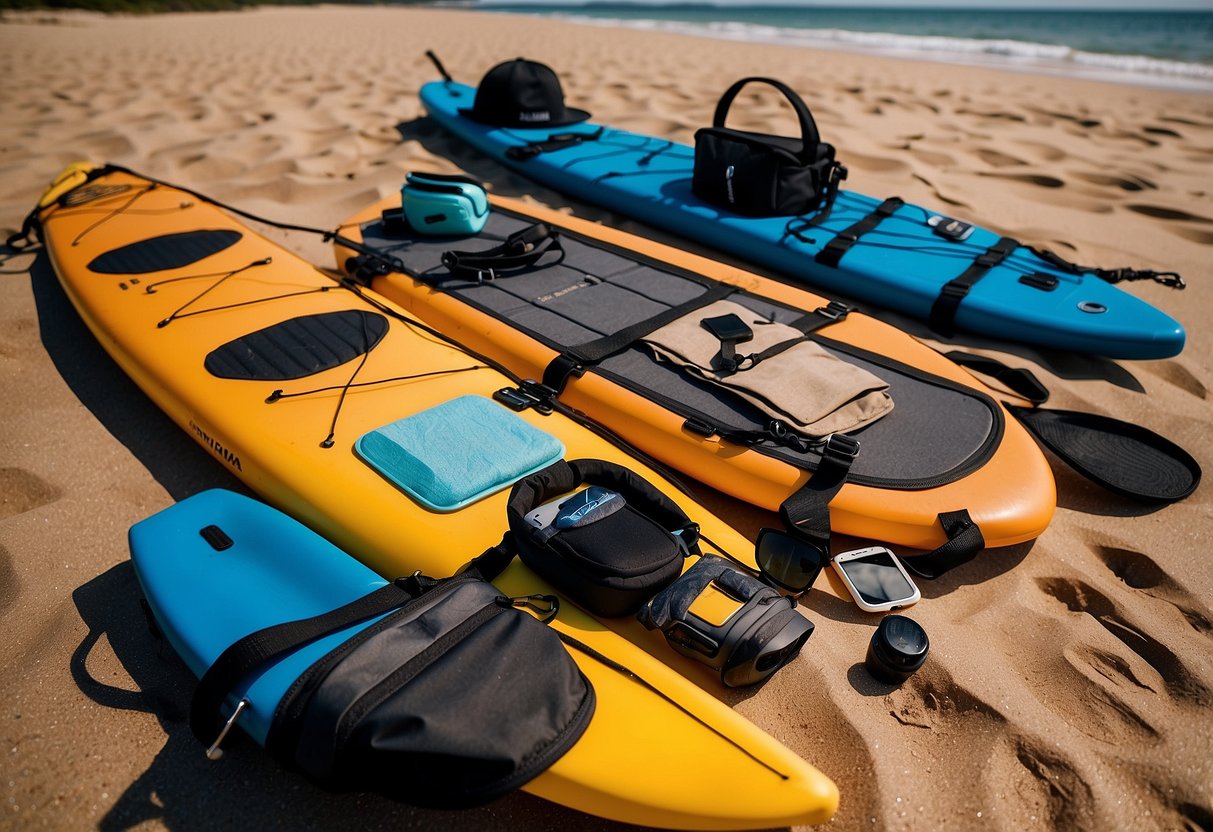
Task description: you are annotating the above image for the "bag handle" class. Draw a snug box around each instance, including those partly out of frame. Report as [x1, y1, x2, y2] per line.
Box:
[712, 77, 823, 160]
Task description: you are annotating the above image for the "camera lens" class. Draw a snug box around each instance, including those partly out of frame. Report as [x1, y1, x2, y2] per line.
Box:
[865, 615, 929, 685]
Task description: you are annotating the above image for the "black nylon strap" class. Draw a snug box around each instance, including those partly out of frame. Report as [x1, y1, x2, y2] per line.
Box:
[815, 197, 904, 268]
[538, 283, 738, 391]
[928, 237, 1019, 336]
[189, 581, 422, 747]
[943, 351, 1050, 405]
[440, 225, 563, 282]
[900, 509, 986, 579]
[778, 434, 860, 554]
[506, 127, 605, 162]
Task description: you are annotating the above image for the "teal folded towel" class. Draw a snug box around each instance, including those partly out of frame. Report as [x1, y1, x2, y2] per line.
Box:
[355, 395, 564, 511]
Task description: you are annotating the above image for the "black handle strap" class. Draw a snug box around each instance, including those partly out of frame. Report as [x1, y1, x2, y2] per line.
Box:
[899, 509, 987, 579]
[778, 433, 860, 555]
[189, 578, 433, 748]
[440, 223, 563, 283]
[712, 77, 822, 161]
[943, 351, 1050, 405]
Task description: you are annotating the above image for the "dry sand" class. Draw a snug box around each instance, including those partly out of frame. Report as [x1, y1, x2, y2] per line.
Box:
[1, 6, 1211, 831]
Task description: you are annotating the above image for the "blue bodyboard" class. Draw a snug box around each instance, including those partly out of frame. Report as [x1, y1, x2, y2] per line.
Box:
[129, 489, 390, 745]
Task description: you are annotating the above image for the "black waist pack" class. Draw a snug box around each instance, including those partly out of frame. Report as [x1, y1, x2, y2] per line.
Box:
[190, 571, 595, 808]
[638, 555, 813, 688]
[504, 459, 699, 618]
[693, 77, 846, 218]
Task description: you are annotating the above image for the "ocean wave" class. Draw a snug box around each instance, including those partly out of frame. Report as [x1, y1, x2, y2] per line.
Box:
[556, 14, 1213, 87]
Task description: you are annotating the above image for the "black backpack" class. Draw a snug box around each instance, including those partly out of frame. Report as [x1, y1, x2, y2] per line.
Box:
[693, 77, 846, 218]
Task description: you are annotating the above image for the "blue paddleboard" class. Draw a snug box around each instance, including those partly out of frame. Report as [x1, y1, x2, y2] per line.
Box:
[420, 80, 1185, 360]
[129, 489, 389, 746]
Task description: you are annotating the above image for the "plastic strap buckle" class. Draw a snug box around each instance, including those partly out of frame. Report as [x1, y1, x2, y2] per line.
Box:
[816, 301, 852, 322]
[821, 433, 860, 463]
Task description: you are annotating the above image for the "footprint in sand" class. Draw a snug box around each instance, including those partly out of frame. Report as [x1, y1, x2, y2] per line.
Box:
[977, 171, 1065, 188]
[1009, 736, 1098, 830]
[0, 467, 60, 521]
[1094, 544, 1213, 636]
[975, 148, 1028, 168]
[885, 666, 1102, 829]
[1015, 140, 1068, 163]
[1126, 204, 1213, 224]
[1035, 576, 1210, 705]
[0, 545, 13, 616]
[1070, 172, 1157, 192]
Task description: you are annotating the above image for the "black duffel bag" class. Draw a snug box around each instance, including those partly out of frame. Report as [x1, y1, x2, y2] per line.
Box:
[692, 77, 846, 218]
[190, 570, 594, 808]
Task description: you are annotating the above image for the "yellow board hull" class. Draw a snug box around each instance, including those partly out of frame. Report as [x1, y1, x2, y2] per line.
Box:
[335, 193, 1056, 551]
[40, 166, 837, 829]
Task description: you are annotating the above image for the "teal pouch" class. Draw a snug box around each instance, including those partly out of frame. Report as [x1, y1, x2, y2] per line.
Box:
[401, 172, 489, 236]
[355, 395, 564, 511]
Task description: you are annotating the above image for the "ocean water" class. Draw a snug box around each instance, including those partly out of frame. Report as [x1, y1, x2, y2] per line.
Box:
[452, 3, 1213, 89]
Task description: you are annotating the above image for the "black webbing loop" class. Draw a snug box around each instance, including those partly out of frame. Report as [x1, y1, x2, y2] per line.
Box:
[900, 510, 986, 579]
[506, 127, 605, 162]
[440, 224, 564, 282]
[928, 236, 1019, 337]
[541, 354, 585, 396]
[777, 433, 860, 554]
[189, 579, 426, 749]
[943, 351, 1050, 405]
[815, 197, 904, 267]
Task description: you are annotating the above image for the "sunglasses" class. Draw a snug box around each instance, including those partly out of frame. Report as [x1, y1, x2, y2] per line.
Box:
[753, 528, 831, 597]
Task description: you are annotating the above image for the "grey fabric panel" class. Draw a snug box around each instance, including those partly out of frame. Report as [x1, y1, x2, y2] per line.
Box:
[359, 213, 997, 486]
[204, 310, 389, 381]
[88, 229, 242, 274]
[598, 344, 992, 482]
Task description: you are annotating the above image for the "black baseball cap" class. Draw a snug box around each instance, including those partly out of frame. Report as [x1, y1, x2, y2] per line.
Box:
[461, 58, 591, 128]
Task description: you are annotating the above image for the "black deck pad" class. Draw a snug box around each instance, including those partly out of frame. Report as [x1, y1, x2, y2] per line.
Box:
[88, 229, 242, 274]
[359, 212, 1004, 490]
[205, 310, 389, 381]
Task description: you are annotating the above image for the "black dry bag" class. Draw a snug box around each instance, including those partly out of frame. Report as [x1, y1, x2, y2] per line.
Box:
[191, 571, 595, 808]
[506, 459, 700, 618]
[693, 77, 846, 218]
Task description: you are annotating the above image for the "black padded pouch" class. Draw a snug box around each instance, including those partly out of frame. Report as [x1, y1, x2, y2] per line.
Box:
[202, 572, 598, 808]
[506, 459, 699, 617]
[693, 77, 843, 217]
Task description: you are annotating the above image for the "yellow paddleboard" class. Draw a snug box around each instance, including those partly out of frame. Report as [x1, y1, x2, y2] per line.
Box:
[38, 164, 837, 829]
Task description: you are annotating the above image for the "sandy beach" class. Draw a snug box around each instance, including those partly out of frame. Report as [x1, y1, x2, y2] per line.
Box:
[1, 6, 1211, 830]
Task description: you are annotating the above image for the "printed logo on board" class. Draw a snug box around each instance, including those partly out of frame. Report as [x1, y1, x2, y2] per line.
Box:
[189, 420, 243, 472]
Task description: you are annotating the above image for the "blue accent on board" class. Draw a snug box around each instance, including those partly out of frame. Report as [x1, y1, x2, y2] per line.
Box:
[129, 489, 391, 746]
[420, 80, 1185, 360]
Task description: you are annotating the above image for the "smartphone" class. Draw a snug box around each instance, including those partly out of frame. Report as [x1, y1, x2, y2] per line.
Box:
[831, 546, 921, 613]
[524, 486, 623, 531]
